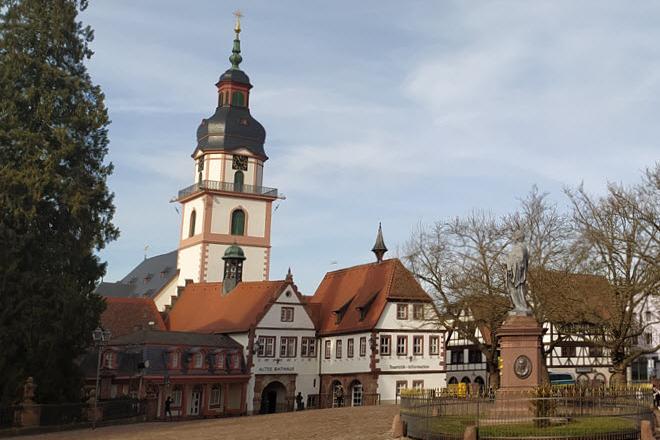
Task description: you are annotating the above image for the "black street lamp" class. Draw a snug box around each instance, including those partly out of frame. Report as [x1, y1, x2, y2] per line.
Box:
[92, 326, 111, 429]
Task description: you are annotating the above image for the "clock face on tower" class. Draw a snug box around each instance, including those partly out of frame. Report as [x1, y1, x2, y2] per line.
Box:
[232, 155, 248, 171]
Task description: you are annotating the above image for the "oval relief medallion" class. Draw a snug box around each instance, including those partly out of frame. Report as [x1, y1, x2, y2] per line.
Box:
[513, 355, 532, 379]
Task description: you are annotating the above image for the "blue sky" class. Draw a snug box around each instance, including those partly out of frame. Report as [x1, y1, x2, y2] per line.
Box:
[82, 1, 660, 294]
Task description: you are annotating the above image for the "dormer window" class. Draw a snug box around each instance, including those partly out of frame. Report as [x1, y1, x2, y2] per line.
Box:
[333, 296, 354, 325]
[357, 291, 378, 321]
[103, 351, 115, 369]
[169, 352, 180, 369]
[193, 352, 204, 369]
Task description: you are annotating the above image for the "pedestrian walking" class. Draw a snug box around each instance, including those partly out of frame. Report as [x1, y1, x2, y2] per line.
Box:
[165, 396, 173, 421]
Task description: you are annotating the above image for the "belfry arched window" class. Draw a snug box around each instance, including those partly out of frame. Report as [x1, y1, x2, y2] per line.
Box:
[232, 91, 245, 107]
[189, 210, 196, 237]
[231, 209, 245, 236]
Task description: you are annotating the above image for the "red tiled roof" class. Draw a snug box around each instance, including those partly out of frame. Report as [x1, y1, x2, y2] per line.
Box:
[101, 297, 166, 339]
[310, 258, 431, 336]
[167, 280, 290, 333]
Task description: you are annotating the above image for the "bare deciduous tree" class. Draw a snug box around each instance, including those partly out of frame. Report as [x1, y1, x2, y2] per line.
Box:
[566, 168, 660, 384]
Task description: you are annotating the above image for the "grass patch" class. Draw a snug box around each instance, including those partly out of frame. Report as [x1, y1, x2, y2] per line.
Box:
[423, 416, 637, 437]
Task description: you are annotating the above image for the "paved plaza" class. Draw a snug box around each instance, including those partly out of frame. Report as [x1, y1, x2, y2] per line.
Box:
[19, 405, 399, 440]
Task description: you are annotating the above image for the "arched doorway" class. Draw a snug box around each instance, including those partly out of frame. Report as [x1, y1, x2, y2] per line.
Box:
[260, 381, 287, 414]
[593, 373, 607, 387]
[331, 380, 345, 408]
[461, 377, 471, 384]
[448, 377, 458, 385]
[474, 376, 485, 395]
[350, 380, 363, 407]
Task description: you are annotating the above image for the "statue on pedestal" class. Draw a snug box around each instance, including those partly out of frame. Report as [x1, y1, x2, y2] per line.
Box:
[506, 230, 532, 315]
[22, 377, 36, 404]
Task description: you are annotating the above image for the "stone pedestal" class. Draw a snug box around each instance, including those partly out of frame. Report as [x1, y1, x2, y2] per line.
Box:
[19, 404, 41, 428]
[498, 314, 543, 391]
[492, 314, 543, 417]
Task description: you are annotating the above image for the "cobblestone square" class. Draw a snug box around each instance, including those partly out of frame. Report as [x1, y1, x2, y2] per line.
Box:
[20, 405, 399, 440]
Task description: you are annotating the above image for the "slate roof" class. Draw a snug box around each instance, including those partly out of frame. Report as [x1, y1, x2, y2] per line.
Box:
[79, 330, 246, 378]
[167, 280, 292, 333]
[309, 258, 432, 336]
[101, 297, 166, 339]
[110, 329, 242, 348]
[195, 105, 267, 159]
[95, 250, 177, 299]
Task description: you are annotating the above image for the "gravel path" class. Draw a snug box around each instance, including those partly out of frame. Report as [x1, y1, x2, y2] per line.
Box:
[18, 405, 399, 440]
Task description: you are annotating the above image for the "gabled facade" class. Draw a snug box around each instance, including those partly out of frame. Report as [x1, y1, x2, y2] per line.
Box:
[310, 256, 446, 405]
[167, 275, 318, 414]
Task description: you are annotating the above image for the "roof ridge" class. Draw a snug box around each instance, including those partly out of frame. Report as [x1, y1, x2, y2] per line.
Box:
[105, 297, 154, 303]
[322, 258, 396, 278]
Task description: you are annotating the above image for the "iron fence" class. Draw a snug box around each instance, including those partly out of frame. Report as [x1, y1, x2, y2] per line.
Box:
[39, 402, 86, 426]
[308, 393, 381, 409]
[100, 399, 144, 421]
[0, 398, 144, 430]
[400, 387, 654, 440]
[0, 406, 18, 429]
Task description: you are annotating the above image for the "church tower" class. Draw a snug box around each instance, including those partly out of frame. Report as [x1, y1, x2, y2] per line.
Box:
[175, 13, 279, 286]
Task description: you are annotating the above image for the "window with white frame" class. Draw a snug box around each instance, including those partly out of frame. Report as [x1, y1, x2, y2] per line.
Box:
[429, 336, 440, 355]
[281, 306, 294, 322]
[172, 387, 183, 406]
[193, 352, 204, 368]
[380, 335, 391, 355]
[103, 352, 114, 369]
[347, 338, 354, 358]
[359, 337, 367, 357]
[215, 353, 225, 369]
[257, 336, 276, 357]
[325, 340, 331, 359]
[336, 339, 343, 358]
[396, 336, 408, 356]
[210, 385, 222, 407]
[413, 304, 424, 320]
[396, 304, 408, 320]
[413, 380, 424, 390]
[280, 337, 297, 357]
[413, 336, 423, 355]
[301, 337, 316, 357]
[396, 381, 407, 397]
[170, 352, 179, 368]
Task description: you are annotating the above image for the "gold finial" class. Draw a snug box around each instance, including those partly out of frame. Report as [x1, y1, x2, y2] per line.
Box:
[233, 10, 243, 34]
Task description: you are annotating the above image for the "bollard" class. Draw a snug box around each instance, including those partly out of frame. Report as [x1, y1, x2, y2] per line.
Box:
[640, 420, 653, 440]
[391, 414, 404, 438]
[463, 425, 477, 440]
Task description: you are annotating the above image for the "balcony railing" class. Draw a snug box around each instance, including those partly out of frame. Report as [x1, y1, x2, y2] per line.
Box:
[177, 180, 278, 200]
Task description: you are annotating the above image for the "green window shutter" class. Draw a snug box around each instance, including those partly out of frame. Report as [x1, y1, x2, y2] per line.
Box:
[231, 210, 245, 235]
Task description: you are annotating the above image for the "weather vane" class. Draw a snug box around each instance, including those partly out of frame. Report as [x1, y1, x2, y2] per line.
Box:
[233, 10, 243, 34]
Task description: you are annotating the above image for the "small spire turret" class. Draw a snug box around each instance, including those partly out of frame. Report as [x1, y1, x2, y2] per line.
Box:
[372, 222, 388, 263]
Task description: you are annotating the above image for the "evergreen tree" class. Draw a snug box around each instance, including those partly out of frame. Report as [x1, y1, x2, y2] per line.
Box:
[0, 0, 117, 403]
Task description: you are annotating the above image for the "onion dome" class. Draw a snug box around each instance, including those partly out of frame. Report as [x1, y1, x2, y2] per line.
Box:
[195, 12, 267, 160]
[223, 244, 246, 261]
